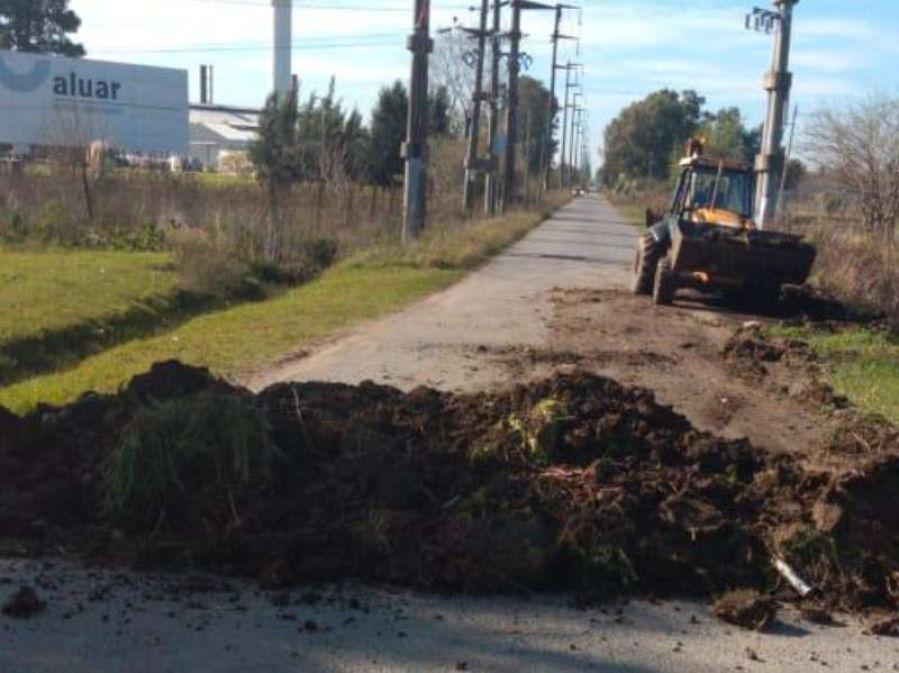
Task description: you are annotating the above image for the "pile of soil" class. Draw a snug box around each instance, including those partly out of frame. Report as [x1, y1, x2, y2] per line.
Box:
[0, 361, 897, 613]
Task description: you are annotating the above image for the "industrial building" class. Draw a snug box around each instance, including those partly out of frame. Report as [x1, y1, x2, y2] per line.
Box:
[1, 0, 293, 171]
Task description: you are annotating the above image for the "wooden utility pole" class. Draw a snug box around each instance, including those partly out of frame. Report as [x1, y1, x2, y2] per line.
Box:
[462, 0, 490, 216]
[403, 0, 432, 241]
[484, 1, 503, 216]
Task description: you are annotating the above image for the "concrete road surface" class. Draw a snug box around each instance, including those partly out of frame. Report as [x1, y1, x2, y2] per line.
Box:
[3, 196, 897, 672]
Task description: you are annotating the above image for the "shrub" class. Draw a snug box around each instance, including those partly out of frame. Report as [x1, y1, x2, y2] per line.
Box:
[169, 229, 255, 300]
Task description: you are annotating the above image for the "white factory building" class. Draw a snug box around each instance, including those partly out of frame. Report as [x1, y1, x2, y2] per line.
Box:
[188, 104, 259, 171]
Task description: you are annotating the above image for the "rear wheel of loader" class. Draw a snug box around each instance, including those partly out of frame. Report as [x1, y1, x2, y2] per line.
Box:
[633, 233, 663, 296]
[652, 257, 676, 306]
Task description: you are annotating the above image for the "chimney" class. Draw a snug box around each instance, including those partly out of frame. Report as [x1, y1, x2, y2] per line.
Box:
[199, 65, 215, 105]
[200, 65, 208, 105]
[273, 0, 292, 98]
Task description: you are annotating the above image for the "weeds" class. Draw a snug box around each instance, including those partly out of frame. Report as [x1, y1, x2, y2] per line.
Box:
[104, 393, 282, 529]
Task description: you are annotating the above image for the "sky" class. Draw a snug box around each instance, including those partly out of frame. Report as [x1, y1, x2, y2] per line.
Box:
[69, 0, 898, 169]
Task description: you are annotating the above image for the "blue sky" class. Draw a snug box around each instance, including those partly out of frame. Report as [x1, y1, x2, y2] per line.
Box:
[70, 0, 897, 167]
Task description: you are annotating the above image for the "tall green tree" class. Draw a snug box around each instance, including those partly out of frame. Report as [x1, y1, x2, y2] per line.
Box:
[429, 85, 452, 138]
[366, 81, 408, 187]
[518, 76, 556, 174]
[249, 90, 299, 262]
[0, 0, 85, 56]
[602, 89, 704, 185]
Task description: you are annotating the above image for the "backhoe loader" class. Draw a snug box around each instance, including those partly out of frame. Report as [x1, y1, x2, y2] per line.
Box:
[633, 144, 816, 308]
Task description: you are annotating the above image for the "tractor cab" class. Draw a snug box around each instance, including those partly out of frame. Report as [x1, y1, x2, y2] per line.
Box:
[672, 156, 756, 231]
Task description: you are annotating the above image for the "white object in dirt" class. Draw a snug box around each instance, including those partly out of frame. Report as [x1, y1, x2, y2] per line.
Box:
[774, 556, 814, 597]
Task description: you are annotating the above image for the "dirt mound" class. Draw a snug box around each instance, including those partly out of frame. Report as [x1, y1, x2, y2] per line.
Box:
[0, 362, 897, 612]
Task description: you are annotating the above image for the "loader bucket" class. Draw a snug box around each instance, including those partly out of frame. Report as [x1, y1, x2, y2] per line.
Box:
[670, 221, 816, 289]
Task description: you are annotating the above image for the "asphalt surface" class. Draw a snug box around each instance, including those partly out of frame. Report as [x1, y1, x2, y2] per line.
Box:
[247, 194, 631, 393]
[3, 196, 897, 672]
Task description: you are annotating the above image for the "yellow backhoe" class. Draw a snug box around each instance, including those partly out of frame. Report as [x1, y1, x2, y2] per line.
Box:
[633, 143, 816, 308]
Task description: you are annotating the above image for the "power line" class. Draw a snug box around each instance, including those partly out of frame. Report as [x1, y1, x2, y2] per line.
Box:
[90, 35, 405, 55]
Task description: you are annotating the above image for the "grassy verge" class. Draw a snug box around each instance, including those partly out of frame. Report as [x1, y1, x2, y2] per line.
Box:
[0, 204, 561, 413]
[769, 324, 899, 424]
[0, 250, 179, 382]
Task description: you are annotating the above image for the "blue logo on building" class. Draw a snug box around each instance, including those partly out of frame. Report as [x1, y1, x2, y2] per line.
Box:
[0, 54, 52, 93]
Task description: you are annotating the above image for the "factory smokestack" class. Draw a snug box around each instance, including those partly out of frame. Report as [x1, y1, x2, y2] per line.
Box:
[273, 0, 292, 98]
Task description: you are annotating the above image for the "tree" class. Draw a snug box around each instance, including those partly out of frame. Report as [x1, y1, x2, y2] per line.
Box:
[428, 85, 452, 138]
[518, 76, 556, 174]
[699, 108, 756, 162]
[0, 0, 85, 57]
[602, 89, 705, 186]
[366, 81, 408, 187]
[805, 95, 899, 237]
[249, 90, 299, 262]
[431, 31, 476, 136]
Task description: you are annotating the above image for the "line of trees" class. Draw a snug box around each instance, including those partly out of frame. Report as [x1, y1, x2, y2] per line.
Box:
[600, 89, 761, 187]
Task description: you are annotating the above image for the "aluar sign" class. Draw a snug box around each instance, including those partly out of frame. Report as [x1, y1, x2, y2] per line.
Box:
[0, 50, 188, 154]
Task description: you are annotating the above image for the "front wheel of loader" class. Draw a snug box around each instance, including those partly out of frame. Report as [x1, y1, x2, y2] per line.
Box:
[652, 257, 676, 306]
[633, 233, 663, 296]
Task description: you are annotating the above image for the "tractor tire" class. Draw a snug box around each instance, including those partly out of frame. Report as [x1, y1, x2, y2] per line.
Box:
[633, 233, 663, 296]
[652, 257, 677, 306]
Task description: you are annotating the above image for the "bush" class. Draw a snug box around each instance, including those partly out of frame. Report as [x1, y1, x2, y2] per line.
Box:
[169, 229, 256, 300]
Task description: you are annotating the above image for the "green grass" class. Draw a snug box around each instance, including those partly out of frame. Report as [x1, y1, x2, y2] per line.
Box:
[0, 249, 176, 343]
[0, 204, 556, 413]
[0, 249, 186, 382]
[769, 324, 899, 423]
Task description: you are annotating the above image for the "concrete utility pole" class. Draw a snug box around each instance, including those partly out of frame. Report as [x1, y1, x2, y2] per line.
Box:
[543, 5, 576, 191]
[749, 0, 799, 230]
[567, 90, 582, 185]
[502, 0, 524, 211]
[462, 0, 490, 216]
[571, 106, 582, 185]
[403, 0, 433, 241]
[484, 0, 503, 216]
[272, 0, 292, 98]
[559, 64, 580, 187]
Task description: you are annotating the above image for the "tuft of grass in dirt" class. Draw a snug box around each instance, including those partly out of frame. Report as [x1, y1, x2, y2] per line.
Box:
[104, 393, 280, 529]
[1, 203, 561, 413]
[768, 324, 899, 424]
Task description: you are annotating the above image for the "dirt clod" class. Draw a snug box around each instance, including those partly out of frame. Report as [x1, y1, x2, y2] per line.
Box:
[2, 586, 46, 619]
[867, 617, 899, 637]
[712, 591, 777, 631]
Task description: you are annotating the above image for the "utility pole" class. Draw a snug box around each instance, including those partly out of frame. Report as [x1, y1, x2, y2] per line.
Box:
[484, 0, 502, 216]
[567, 91, 582, 186]
[747, 0, 799, 230]
[462, 0, 490, 216]
[543, 4, 576, 191]
[502, 0, 524, 211]
[571, 107, 582, 185]
[559, 66, 580, 187]
[403, 0, 433, 241]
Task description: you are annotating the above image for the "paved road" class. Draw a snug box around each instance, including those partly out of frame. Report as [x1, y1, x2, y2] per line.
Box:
[4, 196, 897, 672]
[247, 195, 632, 393]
